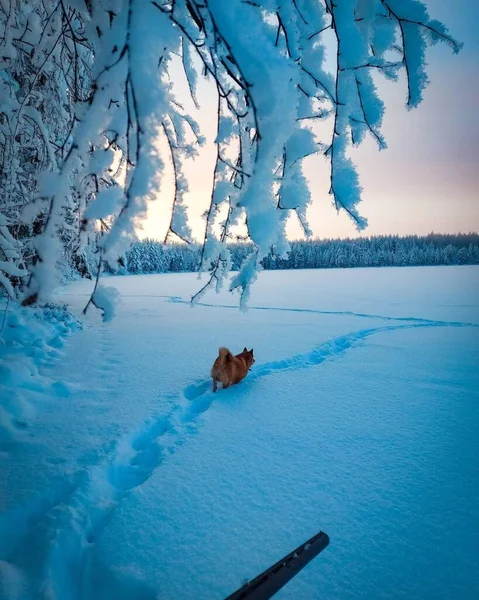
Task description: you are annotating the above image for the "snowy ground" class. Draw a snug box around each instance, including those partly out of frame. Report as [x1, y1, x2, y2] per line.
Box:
[1, 266, 478, 600]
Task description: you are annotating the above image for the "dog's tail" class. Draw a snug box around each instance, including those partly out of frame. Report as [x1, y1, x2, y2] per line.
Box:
[218, 347, 233, 366]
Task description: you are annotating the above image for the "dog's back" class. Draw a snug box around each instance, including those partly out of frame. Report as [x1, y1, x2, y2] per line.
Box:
[211, 347, 254, 391]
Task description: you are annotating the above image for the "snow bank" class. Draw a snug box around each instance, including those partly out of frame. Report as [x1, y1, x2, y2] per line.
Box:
[0, 302, 81, 448]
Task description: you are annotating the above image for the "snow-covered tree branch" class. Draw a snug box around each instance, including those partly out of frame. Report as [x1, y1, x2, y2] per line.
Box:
[0, 0, 461, 314]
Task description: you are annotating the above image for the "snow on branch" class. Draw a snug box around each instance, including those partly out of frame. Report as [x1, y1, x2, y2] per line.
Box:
[0, 0, 461, 313]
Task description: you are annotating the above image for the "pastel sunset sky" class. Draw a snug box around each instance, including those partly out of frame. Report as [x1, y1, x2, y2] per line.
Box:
[139, 0, 479, 242]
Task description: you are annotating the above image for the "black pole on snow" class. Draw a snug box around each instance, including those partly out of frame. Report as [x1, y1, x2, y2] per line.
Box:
[224, 530, 330, 600]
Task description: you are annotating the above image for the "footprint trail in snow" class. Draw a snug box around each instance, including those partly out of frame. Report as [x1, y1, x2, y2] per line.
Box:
[2, 303, 477, 597]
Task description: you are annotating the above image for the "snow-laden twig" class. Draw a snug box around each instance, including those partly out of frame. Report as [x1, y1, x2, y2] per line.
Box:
[0, 0, 462, 312]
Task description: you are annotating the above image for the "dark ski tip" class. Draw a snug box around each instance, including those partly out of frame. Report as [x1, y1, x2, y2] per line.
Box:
[225, 530, 330, 600]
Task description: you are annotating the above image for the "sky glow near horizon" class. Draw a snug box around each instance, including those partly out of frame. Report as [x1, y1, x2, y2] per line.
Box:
[138, 0, 479, 242]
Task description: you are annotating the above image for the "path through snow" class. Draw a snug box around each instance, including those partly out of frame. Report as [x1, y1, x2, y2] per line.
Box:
[1, 266, 478, 599]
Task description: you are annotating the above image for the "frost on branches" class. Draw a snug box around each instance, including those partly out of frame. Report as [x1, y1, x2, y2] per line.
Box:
[0, 1, 461, 314]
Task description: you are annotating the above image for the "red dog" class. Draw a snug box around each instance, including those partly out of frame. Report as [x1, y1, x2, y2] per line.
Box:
[211, 347, 255, 392]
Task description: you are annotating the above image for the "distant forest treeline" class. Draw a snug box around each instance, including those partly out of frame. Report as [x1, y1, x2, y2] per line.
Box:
[108, 233, 479, 275]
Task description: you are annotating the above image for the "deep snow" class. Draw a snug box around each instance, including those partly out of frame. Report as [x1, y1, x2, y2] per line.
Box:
[1, 266, 478, 599]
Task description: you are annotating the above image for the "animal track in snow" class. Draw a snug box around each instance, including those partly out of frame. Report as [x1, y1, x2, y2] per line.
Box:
[6, 314, 477, 597]
[167, 295, 478, 328]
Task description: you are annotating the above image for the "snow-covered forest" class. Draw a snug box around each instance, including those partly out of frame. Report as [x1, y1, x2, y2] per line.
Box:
[0, 0, 462, 313]
[114, 234, 479, 275]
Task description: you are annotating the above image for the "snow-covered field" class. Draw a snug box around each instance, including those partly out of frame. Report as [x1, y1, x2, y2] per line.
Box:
[1, 266, 478, 600]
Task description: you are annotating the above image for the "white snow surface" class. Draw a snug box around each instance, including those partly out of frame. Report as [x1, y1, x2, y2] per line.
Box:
[1, 266, 478, 599]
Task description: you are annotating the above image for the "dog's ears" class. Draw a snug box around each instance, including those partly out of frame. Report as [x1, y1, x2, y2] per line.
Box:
[250, 348, 254, 356]
[243, 347, 247, 353]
